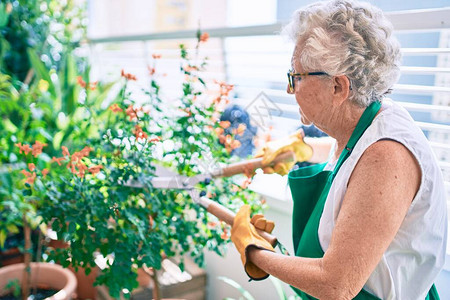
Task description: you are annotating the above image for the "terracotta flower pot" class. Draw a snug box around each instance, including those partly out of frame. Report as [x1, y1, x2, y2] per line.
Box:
[47, 238, 98, 299]
[0, 262, 77, 299]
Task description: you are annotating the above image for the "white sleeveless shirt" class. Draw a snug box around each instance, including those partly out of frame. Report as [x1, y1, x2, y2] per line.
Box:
[318, 99, 448, 300]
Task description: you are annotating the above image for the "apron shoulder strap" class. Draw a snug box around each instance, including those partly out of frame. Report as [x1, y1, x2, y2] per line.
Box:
[332, 101, 381, 178]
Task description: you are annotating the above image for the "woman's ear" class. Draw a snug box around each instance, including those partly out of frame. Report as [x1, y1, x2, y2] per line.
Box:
[332, 75, 350, 105]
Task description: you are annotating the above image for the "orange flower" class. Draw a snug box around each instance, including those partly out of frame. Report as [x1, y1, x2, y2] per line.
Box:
[21, 170, 32, 177]
[149, 136, 161, 143]
[76, 163, 88, 178]
[121, 69, 137, 81]
[148, 66, 156, 76]
[214, 80, 234, 97]
[199, 32, 209, 43]
[77, 76, 97, 90]
[181, 108, 192, 116]
[25, 172, 36, 185]
[215, 127, 224, 136]
[183, 65, 199, 73]
[133, 125, 148, 140]
[236, 124, 246, 136]
[52, 156, 65, 166]
[126, 105, 138, 121]
[219, 121, 231, 129]
[42, 169, 49, 178]
[77, 76, 86, 88]
[62, 146, 70, 157]
[32, 141, 47, 157]
[220, 227, 229, 240]
[28, 163, 36, 171]
[231, 139, 241, 150]
[88, 81, 98, 91]
[109, 104, 123, 113]
[152, 54, 162, 59]
[88, 165, 103, 175]
[207, 221, 218, 229]
[15, 143, 32, 155]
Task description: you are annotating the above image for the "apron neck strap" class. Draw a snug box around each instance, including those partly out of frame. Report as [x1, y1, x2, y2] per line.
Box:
[332, 100, 381, 177]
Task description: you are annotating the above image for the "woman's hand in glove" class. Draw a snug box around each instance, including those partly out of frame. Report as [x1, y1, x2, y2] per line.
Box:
[230, 205, 275, 280]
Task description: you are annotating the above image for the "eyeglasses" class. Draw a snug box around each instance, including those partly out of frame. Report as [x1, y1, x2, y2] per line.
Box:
[287, 69, 329, 92]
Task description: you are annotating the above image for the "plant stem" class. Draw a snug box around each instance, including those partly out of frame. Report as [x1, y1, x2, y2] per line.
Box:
[22, 218, 31, 300]
[149, 267, 161, 300]
[31, 230, 44, 296]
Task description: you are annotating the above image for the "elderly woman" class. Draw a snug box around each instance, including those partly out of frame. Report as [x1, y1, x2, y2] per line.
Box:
[230, 0, 447, 299]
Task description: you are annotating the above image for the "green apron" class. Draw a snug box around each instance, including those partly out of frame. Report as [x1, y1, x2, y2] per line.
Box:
[287, 101, 440, 300]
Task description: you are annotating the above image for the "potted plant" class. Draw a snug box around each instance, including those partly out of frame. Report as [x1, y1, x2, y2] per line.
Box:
[0, 1, 115, 297]
[31, 32, 264, 299]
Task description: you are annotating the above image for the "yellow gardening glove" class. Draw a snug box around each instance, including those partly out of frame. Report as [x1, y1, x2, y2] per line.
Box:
[255, 130, 313, 175]
[251, 213, 275, 234]
[231, 205, 275, 280]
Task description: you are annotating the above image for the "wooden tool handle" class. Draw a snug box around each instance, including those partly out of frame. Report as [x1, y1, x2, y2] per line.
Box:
[218, 151, 295, 178]
[200, 197, 278, 247]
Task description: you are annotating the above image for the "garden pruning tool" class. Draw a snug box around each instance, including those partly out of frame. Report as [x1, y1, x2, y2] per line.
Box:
[143, 151, 295, 255]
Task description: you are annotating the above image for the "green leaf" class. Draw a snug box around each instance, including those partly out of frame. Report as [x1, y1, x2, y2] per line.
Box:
[6, 224, 19, 234]
[0, 3, 10, 28]
[2, 118, 18, 133]
[60, 53, 77, 115]
[0, 230, 6, 248]
[269, 276, 288, 300]
[27, 48, 57, 98]
[53, 131, 65, 149]
[68, 222, 76, 234]
[217, 276, 255, 300]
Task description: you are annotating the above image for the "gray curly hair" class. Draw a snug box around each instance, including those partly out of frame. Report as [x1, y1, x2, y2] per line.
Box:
[282, 0, 401, 107]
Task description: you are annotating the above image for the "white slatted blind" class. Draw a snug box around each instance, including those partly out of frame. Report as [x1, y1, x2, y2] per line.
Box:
[89, 7, 450, 207]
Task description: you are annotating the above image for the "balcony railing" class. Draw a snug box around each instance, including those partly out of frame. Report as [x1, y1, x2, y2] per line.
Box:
[87, 7, 450, 202]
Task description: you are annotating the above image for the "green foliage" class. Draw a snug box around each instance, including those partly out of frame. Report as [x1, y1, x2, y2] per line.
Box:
[218, 276, 302, 300]
[0, 0, 86, 83]
[5, 278, 21, 297]
[1, 10, 264, 298]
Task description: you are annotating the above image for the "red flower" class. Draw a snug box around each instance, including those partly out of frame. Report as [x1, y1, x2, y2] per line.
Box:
[15, 143, 32, 155]
[62, 146, 70, 157]
[149, 136, 161, 143]
[89, 81, 97, 90]
[219, 121, 231, 129]
[52, 156, 65, 166]
[126, 105, 138, 121]
[32, 141, 47, 157]
[77, 76, 87, 88]
[25, 172, 36, 185]
[42, 169, 49, 178]
[235, 124, 246, 136]
[121, 69, 137, 81]
[88, 165, 103, 175]
[148, 66, 156, 76]
[133, 125, 148, 140]
[28, 163, 36, 172]
[199, 32, 209, 43]
[215, 127, 224, 136]
[109, 104, 123, 113]
[21, 170, 32, 177]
